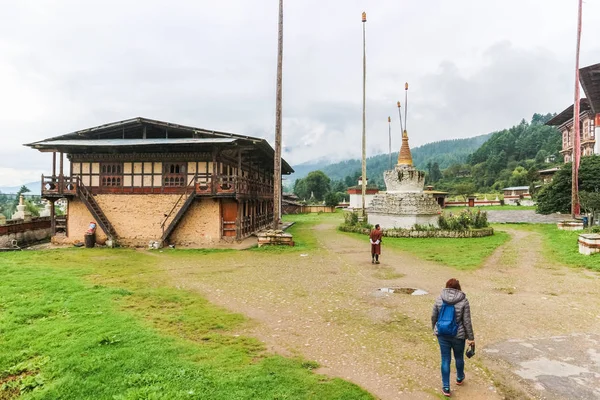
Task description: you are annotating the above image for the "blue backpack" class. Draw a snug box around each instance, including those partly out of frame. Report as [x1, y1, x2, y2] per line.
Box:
[436, 302, 458, 337]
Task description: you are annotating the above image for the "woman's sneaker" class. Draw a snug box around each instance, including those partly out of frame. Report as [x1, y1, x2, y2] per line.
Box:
[442, 387, 451, 397]
[457, 376, 465, 385]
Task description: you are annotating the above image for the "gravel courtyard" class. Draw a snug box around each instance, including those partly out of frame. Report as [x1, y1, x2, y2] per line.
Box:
[158, 218, 600, 399]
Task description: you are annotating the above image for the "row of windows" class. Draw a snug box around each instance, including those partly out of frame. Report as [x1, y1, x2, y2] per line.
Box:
[85, 163, 271, 188]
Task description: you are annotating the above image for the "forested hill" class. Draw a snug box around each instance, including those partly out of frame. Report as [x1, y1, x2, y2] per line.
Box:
[463, 113, 561, 189]
[297, 133, 492, 186]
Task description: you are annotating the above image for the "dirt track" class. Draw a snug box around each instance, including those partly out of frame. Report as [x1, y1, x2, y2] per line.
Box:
[161, 223, 600, 399]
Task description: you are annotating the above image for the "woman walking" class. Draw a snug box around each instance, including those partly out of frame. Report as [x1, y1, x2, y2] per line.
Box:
[431, 278, 475, 397]
[369, 224, 383, 264]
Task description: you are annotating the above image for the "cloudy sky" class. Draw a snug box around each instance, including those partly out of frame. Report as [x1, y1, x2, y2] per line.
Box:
[1, 0, 599, 186]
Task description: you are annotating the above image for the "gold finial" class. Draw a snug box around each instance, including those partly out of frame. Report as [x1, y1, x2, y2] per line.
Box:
[397, 130, 413, 165]
[388, 116, 391, 123]
[362, 12, 367, 22]
[397, 101, 401, 108]
[405, 82, 409, 90]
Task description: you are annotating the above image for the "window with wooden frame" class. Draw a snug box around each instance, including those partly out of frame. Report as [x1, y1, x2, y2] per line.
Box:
[163, 163, 186, 187]
[100, 163, 123, 187]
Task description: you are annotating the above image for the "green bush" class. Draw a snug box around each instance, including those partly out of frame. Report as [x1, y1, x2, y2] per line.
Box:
[438, 209, 489, 231]
[344, 211, 359, 226]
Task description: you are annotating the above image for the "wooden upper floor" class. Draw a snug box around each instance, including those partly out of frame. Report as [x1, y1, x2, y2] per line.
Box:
[26, 118, 293, 199]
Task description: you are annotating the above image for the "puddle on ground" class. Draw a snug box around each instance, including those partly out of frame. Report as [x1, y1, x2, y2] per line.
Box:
[378, 287, 428, 296]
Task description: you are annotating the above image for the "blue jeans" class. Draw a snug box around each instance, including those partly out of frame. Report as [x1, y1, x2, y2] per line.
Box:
[437, 336, 466, 389]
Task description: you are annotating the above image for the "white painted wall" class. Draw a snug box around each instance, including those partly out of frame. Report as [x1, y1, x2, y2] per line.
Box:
[368, 213, 439, 230]
[349, 193, 377, 209]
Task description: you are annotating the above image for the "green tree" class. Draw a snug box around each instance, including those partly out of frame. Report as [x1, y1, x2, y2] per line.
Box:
[453, 183, 477, 202]
[324, 192, 339, 207]
[509, 166, 528, 186]
[294, 171, 332, 202]
[536, 157, 600, 214]
[580, 190, 600, 225]
[535, 149, 548, 164]
[430, 162, 442, 183]
[302, 171, 331, 201]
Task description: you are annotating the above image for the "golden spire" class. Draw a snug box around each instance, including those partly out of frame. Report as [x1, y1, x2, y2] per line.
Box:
[397, 130, 413, 166]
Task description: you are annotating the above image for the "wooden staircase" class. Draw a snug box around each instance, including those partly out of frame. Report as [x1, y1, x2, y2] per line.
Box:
[77, 181, 117, 240]
[161, 177, 197, 246]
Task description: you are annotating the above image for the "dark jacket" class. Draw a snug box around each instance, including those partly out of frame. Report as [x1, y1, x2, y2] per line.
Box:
[431, 288, 474, 340]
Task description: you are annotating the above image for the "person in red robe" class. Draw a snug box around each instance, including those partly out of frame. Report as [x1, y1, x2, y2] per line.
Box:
[369, 224, 383, 264]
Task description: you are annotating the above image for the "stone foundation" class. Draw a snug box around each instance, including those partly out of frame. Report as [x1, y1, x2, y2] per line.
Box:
[257, 230, 294, 247]
[368, 213, 439, 230]
[578, 234, 600, 256]
[0, 218, 52, 248]
[61, 195, 221, 247]
[557, 220, 584, 231]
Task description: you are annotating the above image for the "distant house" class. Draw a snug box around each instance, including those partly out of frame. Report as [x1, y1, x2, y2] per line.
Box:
[347, 178, 379, 209]
[503, 186, 533, 205]
[546, 62, 600, 162]
[538, 167, 561, 184]
[26, 118, 293, 247]
[424, 185, 450, 208]
[282, 193, 303, 215]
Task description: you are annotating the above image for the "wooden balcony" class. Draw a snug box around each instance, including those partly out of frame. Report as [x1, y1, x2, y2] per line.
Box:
[42, 174, 274, 199]
[41, 175, 78, 197]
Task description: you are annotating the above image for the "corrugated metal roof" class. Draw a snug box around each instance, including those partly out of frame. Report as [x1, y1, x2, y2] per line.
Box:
[31, 138, 237, 147]
[502, 186, 530, 191]
[24, 117, 294, 174]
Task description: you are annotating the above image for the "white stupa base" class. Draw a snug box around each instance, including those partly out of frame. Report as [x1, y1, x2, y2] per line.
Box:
[368, 213, 439, 230]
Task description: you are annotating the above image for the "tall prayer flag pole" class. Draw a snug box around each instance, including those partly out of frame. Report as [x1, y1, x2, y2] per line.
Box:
[361, 11, 367, 217]
[388, 116, 392, 170]
[273, 0, 284, 228]
[572, 0, 583, 218]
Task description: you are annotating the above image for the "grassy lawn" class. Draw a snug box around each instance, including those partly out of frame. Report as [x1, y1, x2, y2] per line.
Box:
[248, 211, 344, 253]
[444, 205, 537, 212]
[504, 224, 600, 271]
[0, 249, 373, 399]
[341, 230, 510, 270]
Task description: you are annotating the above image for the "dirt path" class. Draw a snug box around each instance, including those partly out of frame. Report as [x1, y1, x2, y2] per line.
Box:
[161, 224, 600, 399]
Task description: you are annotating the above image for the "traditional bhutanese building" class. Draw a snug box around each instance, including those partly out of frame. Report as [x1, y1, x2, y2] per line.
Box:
[546, 62, 600, 162]
[25, 118, 293, 247]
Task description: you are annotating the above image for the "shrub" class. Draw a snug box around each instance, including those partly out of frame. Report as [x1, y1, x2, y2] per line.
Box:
[344, 211, 359, 226]
[438, 209, 488, 231]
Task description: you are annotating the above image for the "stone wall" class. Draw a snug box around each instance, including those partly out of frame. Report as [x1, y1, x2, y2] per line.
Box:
[60, 195, 222, 247]
[384, 165, 426, 193]
[339, 225, 494, 238]
[170, 198, 220, 246]
[57, 199, 108, 245]
[0, 218, 52, 248]
[368, 213, 440, 230]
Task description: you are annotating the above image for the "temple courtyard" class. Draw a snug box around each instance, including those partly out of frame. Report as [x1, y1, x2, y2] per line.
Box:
[1, 212, 599, 399]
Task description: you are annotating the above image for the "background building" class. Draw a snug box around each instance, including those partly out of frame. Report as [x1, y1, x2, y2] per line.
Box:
[27, 118, 293, 247]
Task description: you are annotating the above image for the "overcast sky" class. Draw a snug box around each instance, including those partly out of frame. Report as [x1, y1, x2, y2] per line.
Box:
[1, 0, 599, 186]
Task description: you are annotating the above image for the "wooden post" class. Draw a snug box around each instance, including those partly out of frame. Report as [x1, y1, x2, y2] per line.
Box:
[273, 0, 284, 229]
[50, 199, 56, 236]
[212, 148, 218, 195]
[52, 152, 57, 177]
[572, 0, 583, 218]
[361, 12, 367, 218]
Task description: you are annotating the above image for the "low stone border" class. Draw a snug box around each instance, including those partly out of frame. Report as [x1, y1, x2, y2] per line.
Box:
[557, 220, 584, 231]
[338, 225, 494, 238]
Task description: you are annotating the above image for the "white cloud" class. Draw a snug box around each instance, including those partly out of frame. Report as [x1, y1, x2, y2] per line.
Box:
[1, 0, 599, 185]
